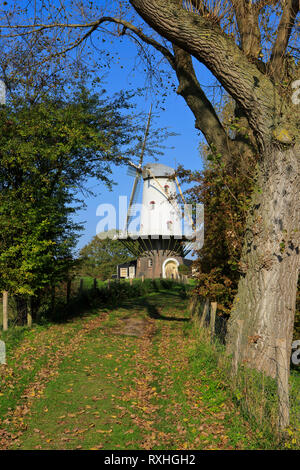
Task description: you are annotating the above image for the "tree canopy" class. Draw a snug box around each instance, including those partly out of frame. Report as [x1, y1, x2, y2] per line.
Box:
[79, 231, 134, 280]
[0, 83, 167, 298]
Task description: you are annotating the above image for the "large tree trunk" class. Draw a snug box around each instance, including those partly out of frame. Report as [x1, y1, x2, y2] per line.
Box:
[226, 143, 300, 378]
[128, 0, 300, 379]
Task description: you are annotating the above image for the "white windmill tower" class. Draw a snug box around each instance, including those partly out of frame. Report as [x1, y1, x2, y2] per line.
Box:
[118, 107, 197, 280]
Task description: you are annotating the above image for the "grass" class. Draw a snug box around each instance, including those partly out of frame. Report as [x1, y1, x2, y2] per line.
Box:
[0, 286, 286, 450]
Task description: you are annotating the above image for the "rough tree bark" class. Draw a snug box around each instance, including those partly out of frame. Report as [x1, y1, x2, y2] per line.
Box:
[129, 0, 300, 377]
[226, 143, 300, 377]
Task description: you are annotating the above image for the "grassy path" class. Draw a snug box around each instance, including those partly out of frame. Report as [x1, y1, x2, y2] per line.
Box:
[0, 289, 274, 450]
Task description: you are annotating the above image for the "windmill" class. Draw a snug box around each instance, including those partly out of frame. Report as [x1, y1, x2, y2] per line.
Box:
[124, 104, 153, 234]
[118, 107, 200, 280]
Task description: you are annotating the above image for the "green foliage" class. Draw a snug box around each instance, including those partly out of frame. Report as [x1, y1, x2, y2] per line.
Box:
[42, 277, 188, 322]
[177, 147, 257, 314]
[0, 84, 164, 305]
[178, 264, 190, 275]
[79, 232, 134, 280]
[78, 278, 187, 310]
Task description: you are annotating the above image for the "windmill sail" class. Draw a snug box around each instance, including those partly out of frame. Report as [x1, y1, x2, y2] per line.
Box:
[124, 105, 152, 233]
[125, 173, 142, 230]
[138, 103, 152, 166]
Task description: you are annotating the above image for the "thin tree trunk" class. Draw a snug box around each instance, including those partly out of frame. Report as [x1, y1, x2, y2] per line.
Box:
[66, 279, 71, 304]
[30, 294, 41, 322]
[27, 310, 32, 328]
[51, 286, 55, 315]
[226, 144, 300, 378]
[210, 302, 217, 342]
[15, 295, 28, 325]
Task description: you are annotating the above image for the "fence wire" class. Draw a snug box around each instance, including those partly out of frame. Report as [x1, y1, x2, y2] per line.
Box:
[189, 295, 300, 439]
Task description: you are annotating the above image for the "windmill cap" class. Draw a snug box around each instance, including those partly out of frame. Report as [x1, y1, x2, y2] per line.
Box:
[142, 163, 175, 179]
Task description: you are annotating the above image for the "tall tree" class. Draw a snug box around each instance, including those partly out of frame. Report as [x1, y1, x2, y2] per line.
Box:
[79, 231, 134, 280]
[0, 1, 299, 377]
[0, 84, 168, 322]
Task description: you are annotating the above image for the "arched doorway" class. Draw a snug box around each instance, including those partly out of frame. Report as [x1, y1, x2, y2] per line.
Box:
[163, 258, 179, 279]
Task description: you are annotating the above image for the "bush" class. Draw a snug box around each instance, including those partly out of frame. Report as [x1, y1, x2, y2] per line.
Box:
[42, 278, 189, 322]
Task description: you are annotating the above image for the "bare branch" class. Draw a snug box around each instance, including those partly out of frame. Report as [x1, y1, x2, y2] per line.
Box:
[0, 16, 176, 70]
[268, 0, 299, 81]
[172, 45, 232, 158]
[231, 0, 262, 58]
[254, 0, 280, 11]
[129, 0, 281, 146]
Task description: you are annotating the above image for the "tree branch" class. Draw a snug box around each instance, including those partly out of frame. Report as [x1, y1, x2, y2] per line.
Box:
[232, 0, 262, 59]
[0, 15, 176, 71]
[268, 0, 299, 81]
[129, 0, 281, 147]
[172, 45, 232, 159]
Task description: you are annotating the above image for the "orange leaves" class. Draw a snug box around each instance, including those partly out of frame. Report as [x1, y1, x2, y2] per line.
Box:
[0, 291, 258, 450]
[0, 314, 109, 450]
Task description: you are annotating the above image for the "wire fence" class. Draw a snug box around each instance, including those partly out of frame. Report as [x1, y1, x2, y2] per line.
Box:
[0, 276, 191, 328]
[188, 294, 300, 440]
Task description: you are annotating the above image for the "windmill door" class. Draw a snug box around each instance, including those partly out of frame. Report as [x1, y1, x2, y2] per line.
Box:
[164, 260, 178, 279]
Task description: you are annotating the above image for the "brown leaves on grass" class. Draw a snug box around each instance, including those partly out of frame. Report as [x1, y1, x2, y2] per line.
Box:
[0, 295, 255, 451]
[0, 313, 108, 450]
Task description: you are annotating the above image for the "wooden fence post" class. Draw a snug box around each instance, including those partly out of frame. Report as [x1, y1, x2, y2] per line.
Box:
[93, 278, 97, 290]
[0, 340, 6, 364]
[142, 275, 144, 283]
[79, 278, 83, 294]
[276, 338, 290, 430]
[210, 302, 217, 342]
[231, 319, 243, 377]
[199, 298, 210, 329]
[188, 295, 198, 316]
[2, 291, 8, 331]
[129, 278, 133, 286]
[27, 309, 32, 328]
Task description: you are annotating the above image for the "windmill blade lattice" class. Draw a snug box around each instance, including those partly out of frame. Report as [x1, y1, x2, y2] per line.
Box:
[125, 171, 142, 231]
[127, 166, 138, 177]
[138, 103, 152, 166]
[124, 105, 152, 232]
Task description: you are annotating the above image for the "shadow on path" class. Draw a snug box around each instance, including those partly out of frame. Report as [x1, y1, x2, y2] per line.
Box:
[143, 299, 190, 322]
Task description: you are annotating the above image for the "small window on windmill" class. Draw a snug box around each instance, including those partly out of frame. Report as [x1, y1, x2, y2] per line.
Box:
[164, 184, 170, 194]
[167, 220, 173, 231]
[149, 200, 156, 211]
[148, 259, 153, 268]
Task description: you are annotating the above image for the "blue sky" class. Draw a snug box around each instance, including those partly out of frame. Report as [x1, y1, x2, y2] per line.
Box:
[72, 40, 211, 253]
[2, 0, 218, 254]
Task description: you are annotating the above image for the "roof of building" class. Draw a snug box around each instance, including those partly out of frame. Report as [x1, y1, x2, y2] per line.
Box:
[118, 260, 137, 269]
[142, 163, 175, 179]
